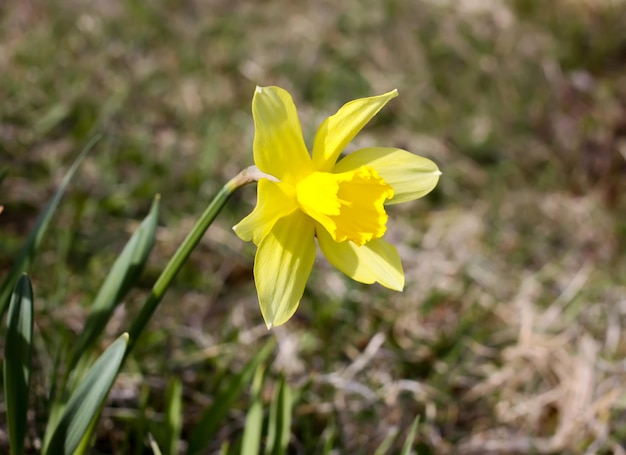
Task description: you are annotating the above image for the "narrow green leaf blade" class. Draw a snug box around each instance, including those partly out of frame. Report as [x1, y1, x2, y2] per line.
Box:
[320, 420, 336, 455]
[148, 433, 164, 455]
[164, 377, 183, 455]
[265, 376, 292, 455]
[372, 428, 398, 455]
[44, 333, 128, 455]
[399, 415, 420, 455]
[0, 135, 101, 317]
[4, 275, 34, 455]
[72, 406, 103, 455]
[241, 366, 265, 455]
[68, 195, 159, 371]
[187, 339, 276, 455]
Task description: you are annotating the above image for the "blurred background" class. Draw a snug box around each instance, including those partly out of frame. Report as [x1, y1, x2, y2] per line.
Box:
[2, 0, 626, 452]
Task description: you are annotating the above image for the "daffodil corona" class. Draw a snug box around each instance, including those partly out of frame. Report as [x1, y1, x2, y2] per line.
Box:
[234, 86, 441, 327]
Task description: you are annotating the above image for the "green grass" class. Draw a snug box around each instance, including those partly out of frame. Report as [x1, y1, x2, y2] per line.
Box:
[2, 0, 626, 452]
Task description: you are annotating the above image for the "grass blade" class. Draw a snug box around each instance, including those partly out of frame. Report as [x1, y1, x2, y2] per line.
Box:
[163, 377, 183, 455]
[399, 415, 420, 455]
[372, 428, 398, 455]
[0, 135, 101, 317]
[264, 376, 292, 455]
[148, 433, 164, 455]
[67, 195, 159, 371]
[3, 275, 34, 455]
[186, 339, 276, 455]
[320, 421, 336, 455]
[44, 332, 128, 455]
[240, 365, 265, 455]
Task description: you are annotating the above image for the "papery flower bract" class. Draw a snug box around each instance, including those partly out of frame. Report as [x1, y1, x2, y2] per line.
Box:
[234, 86, 441, 328]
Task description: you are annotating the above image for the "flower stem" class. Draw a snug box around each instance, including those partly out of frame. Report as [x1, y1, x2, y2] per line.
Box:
[126, 167, 259, 355]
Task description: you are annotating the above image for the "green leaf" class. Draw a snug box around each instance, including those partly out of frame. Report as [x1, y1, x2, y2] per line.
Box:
[0, 135, 101, 317]
[3, 275, 34, 455]
[72, 408, 103, 455]
[67, 195, 159, 371]
[187, 339, 276, 455]
[264, 375, 292, 455]
[148, 433, 164, 455]
[44, 333, 128, 455]
[163, 377, 183, 455]
[399, 415, 420, 455]
[320, 420, 336, 455]
[372, 428, 398, 455]
[241, 365, 265, 455]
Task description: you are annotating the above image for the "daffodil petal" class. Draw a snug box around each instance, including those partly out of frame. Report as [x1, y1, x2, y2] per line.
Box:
[252, 86, 312, 183]
[312, 90, 398, 172]
[255, 211, 316, 328]
[317, 225, 404, 291]
[233, 179, 297, 245]
[333, 147, 441, 205]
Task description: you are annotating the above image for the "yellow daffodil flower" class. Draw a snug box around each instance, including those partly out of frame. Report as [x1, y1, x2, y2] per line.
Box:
[234, 86, 441, 328]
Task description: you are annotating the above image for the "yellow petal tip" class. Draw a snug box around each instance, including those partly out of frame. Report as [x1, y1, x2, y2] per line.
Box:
[388, 282, 404, 292]
[384, 89, 398, 99]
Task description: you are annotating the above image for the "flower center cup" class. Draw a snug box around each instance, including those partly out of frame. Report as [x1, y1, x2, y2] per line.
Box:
[296, 166, 394, 246]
